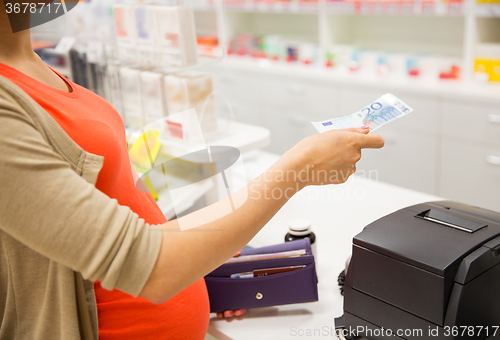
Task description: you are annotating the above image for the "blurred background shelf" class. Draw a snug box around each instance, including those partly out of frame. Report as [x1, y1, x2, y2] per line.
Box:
[197, 2, 500, 16]
[200, 56, 500, 212]
[31, 0, 500, 213]
[476, 4, 500, 16]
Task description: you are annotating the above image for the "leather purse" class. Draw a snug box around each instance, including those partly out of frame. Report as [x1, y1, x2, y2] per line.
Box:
[204, 238, 318, 313]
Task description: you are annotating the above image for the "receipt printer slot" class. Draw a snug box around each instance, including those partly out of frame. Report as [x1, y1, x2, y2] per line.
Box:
[415, 209, 488, 233]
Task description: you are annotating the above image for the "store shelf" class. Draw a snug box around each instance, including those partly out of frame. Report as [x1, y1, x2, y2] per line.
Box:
[194, 2, 499, 17]
[324, 1, 464, 16]
[194, 2, 318, 13]
[476, 4, 500, 17]
[153, 119, 271, 158]
[207, 56, 500, 103]
[194, 1, 467, 16]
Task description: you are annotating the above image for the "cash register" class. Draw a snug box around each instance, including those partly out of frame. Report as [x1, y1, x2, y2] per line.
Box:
[338, 201, 500, 339]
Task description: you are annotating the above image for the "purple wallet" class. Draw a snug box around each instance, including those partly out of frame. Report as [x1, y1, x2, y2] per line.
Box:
[204, 239, 318, 313]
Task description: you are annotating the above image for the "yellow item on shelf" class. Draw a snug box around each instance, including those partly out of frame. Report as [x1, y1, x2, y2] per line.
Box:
[141, 174, 158, 201]
[475, 59, 500, 82]
[129, 130, 162, 173]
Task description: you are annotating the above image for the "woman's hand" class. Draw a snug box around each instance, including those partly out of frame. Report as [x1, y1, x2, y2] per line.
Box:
[217, 309, 247, 318]
[278, 126, 385, 190]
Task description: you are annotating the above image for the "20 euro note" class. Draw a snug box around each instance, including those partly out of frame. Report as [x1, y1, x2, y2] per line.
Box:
[311, 93, 413, 133]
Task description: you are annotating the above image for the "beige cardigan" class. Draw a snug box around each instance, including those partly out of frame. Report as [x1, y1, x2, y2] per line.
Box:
[0, 76, 163, 339]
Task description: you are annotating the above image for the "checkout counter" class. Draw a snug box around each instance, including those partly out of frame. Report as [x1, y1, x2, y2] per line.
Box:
[206, 150, 443, 340]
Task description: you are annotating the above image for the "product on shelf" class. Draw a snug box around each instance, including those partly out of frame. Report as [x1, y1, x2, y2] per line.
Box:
[106, 62, 124, 119]
[140, 71, 169, 124]
[327, 46, 463, 81]
[298, 43, 317, 65]
[261, 35, 285, 61]
[477, 0, 500, 4]
[227, 33, 467, 82]
[119, 66, 145, 130]
[32, 41, 57, 56]
[377, 54, 391, 77]
[164, 72, 218, 134]
[475, 43, 500, 82]
[155, 6, 198, 67]
[439, 65, 461, 80]
[348, 50, 361, 72]
[40, 49, 72, 80]
[228, 33, 318, 65]
[113, 4, 137, 63]
[69, 47, 89, 88]
[287, 44, 299, 62]
[325, 45, 353, 68]
[438, 57, 462, 80]
[197, 36, 219, 57]
[407, 55, 421, 77]
[135, 5, 158, 65]
[218, 0, 321, 12]
[113, 4, 198, 67]
[345, 50, 381, 74]
[320, 0, 466, 15]
[129, 130, 162, 172]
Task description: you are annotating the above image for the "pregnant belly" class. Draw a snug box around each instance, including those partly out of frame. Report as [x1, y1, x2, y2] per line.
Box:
[95, 278, 210, 340]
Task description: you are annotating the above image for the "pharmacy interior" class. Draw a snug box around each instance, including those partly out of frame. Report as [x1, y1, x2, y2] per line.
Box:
[26, 0, 500, 338]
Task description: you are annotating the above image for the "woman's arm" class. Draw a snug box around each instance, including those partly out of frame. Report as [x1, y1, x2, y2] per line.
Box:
[140, 127, 384, 303]
[0, 88, 382, 300]
[0, 88, 162, 296]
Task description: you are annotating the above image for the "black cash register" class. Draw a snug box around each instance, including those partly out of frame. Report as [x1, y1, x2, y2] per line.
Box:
[338, 201, 500, 340]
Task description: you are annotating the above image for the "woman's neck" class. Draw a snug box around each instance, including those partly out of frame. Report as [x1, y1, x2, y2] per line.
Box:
[0, 3, 37, 64]
[0, 3, 71, 92]
[0, 32, 36, 64]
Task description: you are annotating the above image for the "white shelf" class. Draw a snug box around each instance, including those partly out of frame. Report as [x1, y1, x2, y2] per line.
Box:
[324, 1, 464, 15]
[194, 1, 500, 16]
[210, 56, 500, 103]
[195, 1, 318, 13]
[476, 4, 500, 16]
[192, 0, 500, 83]
[156, 119, 271, 158]
[194, 1, 470, 16]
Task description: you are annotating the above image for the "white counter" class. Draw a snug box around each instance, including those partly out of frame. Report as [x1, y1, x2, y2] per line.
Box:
[207, 151, 442, 340]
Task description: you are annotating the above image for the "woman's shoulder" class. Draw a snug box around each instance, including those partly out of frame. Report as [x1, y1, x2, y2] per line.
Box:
[0, 75, 37, 123]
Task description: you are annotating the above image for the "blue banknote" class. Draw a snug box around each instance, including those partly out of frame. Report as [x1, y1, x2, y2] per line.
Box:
[312, 93, 413, 133]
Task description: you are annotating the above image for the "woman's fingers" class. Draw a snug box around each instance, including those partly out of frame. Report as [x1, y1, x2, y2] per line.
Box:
[357, 133, 385, 149]
[344, 126, 370, 134]
[234, 309, 247, 316]
[323, 128, 384, 150]
[217, 309, 247, 319]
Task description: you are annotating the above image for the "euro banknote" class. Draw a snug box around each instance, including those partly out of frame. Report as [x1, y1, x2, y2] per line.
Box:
[311, 93, 413, 133]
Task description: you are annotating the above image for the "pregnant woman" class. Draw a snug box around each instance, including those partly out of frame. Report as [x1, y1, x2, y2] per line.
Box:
[0, 4, 384, 340]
